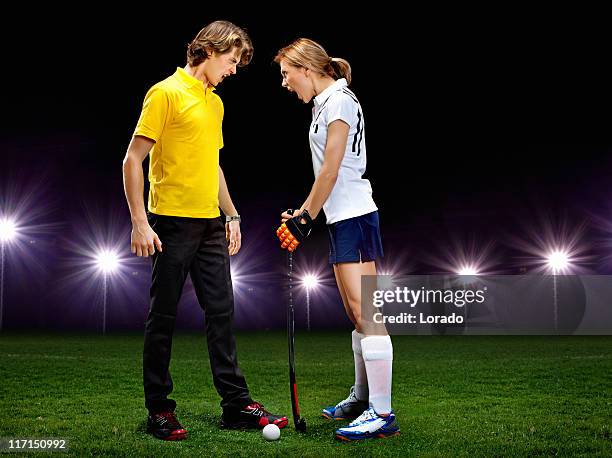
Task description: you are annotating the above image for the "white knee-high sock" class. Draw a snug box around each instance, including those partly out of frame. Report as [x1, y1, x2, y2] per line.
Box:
[351, 330, 368, 401]
[361, 335, 393, 415]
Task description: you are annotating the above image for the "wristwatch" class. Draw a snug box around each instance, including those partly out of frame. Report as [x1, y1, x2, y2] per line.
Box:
[226, 215, 241, 223]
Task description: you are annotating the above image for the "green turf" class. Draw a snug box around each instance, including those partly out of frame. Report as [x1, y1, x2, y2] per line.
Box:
[0, 332, 611, 457]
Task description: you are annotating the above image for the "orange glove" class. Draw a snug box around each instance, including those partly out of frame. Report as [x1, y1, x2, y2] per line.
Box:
[276, 210, 313, 252]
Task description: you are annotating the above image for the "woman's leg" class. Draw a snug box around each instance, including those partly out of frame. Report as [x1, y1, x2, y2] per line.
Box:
[334, 264, 368, 402]
[333, 264, 356, 325]
[335, 260, 377, 329]
[336, 260, 393, 416]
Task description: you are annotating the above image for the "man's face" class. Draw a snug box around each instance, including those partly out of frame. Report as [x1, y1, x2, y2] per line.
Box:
[206, 47, 241, 86]
[280, 60, 313, 104]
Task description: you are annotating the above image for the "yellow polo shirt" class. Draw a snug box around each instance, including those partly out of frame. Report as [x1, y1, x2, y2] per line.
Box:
[134, 67, 224, 218]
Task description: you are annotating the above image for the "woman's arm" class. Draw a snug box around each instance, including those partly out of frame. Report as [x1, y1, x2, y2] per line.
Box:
[298, 120, 349, 219]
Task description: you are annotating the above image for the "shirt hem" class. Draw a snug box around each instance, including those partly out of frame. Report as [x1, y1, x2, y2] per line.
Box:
[148, 206, 221, 219]
[325, 205, 378, 225]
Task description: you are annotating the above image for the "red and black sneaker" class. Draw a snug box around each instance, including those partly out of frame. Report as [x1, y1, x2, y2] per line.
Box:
[147, 411, 188, 441]
[220, 402, 288, 430]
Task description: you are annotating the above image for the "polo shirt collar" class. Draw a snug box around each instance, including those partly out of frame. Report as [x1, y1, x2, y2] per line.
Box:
[175, 67, 217, 93]
[314, 78, 347, 107]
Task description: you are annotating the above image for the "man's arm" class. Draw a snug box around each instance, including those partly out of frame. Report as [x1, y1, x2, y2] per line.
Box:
[219, 166, 241, 255]
[219, 165, 239, 217]
[122, 135, 163, 257]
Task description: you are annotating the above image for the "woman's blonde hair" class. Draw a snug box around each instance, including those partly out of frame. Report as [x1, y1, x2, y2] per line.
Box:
[187, 20, 253, 67]
[274, 38, 352, 85]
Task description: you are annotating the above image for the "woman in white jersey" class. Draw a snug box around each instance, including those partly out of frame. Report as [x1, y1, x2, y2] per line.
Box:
[274, 39, 399, 441]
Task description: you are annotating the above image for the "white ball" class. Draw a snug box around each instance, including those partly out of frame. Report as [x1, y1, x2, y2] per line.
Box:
[262, 424, 281, 441]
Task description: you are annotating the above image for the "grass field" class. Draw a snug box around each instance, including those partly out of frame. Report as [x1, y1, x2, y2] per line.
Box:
[0, 332, 611, 457]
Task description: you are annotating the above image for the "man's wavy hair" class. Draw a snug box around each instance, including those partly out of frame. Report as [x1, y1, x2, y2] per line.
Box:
[187, 21, 253, 67]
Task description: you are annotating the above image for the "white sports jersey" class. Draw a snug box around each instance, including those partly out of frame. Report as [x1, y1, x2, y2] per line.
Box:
[309, 78, 378, 224]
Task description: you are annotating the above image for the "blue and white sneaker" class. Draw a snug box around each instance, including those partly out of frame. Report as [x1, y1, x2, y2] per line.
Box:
[335, 407, 400, 441]
[322, 386, 369, 421]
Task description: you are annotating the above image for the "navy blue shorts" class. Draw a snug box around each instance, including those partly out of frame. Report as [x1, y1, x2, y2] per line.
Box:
[327, 211, 384, 265]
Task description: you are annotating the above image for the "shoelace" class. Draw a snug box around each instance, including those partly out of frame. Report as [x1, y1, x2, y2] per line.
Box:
[348, 407, 376, 426]
[336, 388, 358, 409]
[156, 412, 181, 429]
[245, 402, 269, 417]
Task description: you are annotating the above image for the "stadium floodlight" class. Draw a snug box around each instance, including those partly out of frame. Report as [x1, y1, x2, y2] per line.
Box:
[94, 248, 121, 335]
[301, 274, 320, 331]
[546, 249, 571, 275]
[0, 217, 19, 331]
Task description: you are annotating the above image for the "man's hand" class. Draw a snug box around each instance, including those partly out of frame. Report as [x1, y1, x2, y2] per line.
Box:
[131, 221, 163, 257]
[226, 220, 242, 256]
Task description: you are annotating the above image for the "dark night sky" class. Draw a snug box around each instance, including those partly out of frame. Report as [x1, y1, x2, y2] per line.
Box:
[2, 9, 612, 330]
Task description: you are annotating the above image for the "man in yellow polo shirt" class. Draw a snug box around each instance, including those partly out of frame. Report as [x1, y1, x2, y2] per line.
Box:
[122, 21, 287, 441]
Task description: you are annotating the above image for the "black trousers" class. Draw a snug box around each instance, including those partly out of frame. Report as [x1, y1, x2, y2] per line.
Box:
[143, 213, 252, 414]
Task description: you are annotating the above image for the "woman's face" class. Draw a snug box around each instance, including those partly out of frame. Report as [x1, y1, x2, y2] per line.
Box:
[280, 59, 313, 103]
